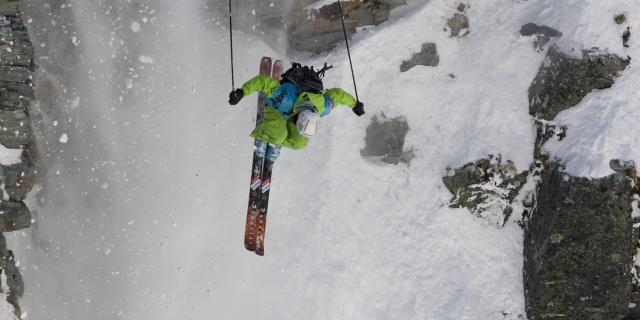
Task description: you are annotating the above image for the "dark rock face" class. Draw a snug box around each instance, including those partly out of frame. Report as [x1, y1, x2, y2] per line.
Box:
[520, 23, 562, 37]
[528, 46, 629, 121]
[400, 42, 439, 72]
[1, 148, 36, 201]
[525, 37, 637, 320]
[523, 162, 635, 320]
[0, 0, 35, 218]
[0, 201, 30, 232]
[446, 13, 469, 37]
[443, 156, 529, 226]
[0, 4, 31, 67]
[0, 0, 36, 316]
[0, 234, 23, 316]
[360, 114, 412, 164]
[624, 27, 631, 48]
[533, 121, 567, 160]
[288, 0, 405, 53]
[0, 107, 32, 148]
[519, 23, 562, 51]
[215, 0, 404, 53]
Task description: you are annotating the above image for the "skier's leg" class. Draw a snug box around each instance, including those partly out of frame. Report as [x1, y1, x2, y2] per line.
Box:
[266, 143, 281, 162]
[250, 106, 287, 145]
[254, 139, 268, 159]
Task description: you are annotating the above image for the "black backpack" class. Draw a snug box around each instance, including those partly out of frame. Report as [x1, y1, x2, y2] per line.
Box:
[281, 63, 333, 94]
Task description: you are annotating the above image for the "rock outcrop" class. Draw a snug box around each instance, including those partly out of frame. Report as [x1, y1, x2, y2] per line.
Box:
[288, 0, 405, 53]
[614, 14, 631, 48]
[400, 42, 439, 72]
[519, 23, 562, 51]
[528, 46, 629, 121]
[226, 0, 406, 54]
[624, 27, 631, 48]
[0, 0, 36, 316]
[0, 234, 22, 317]
[523, 162, 635, 320]
[446, 11, 469, 37]
[523, 31, 639, 318]
[533, 122, 567, 160]
[360, 113, 413, 164]
[442, 156, 529, 227]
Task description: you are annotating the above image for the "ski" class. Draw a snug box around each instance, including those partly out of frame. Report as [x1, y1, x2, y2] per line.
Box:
[244, 56, 272, 252]
[254, 60, 283, 256]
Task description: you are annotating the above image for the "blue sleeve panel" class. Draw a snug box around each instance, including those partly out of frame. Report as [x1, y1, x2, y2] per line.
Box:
[319, 97, 334, 117]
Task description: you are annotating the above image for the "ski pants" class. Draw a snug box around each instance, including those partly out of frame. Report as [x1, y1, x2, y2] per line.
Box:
[250, 106, 309, 150]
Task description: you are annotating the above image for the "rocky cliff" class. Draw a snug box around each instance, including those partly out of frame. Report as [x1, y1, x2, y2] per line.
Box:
[0, 0, 36, 317]
[437, 16, 637, 320]
[524, 162, 635, 319]
[221, 0, 406, 53]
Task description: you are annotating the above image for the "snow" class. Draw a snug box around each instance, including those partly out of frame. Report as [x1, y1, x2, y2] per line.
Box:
[69, 96, 80, 110]
[58, 133, 68, 144]
[544, 58, 640, 177]
[0, 16, 9, 28]
[0, 144, 22, 166]
[305, 0, 340, 11]
[538, 2, 639, 178]
[130, 21, 141, 32]
[138, 55, 154, 64]
[7, 0, 638, 319]
[0, 274, 17, 320]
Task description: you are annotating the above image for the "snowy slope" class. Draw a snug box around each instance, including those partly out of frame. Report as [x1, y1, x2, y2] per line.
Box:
[0, 273, 17, 319]
[543, 1, 639, 177]
[6, 0, 638, 319]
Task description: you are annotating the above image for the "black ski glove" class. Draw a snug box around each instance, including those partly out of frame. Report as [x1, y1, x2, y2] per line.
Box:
[352, 101, 365, 116]
[228, 88, 244, 105]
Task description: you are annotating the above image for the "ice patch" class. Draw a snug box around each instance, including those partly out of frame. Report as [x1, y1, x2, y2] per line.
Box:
[1, 183, 9, 201]
[69, 96, 80, 110]
[0, 272, 17, 319]
[305, 0, 338, 10]
[138, 56, 154, 64]
[59, 133, 69, 143]
[0, 144, 22, 166]
[130, 21, 141, 32]
[0, 16, 9, 28]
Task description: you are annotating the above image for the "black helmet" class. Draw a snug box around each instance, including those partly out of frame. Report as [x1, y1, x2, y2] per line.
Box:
[281, 62, 333, 94]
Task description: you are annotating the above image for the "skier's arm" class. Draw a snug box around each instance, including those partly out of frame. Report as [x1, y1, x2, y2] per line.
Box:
[324, 88, 357, 109]
[241, 75, 280, 97]
[325, 88, 364, 116]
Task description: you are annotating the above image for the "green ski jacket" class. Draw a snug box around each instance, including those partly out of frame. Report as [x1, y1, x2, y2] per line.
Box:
[241, 75, 357, 117]
[240, 75, 358, 150]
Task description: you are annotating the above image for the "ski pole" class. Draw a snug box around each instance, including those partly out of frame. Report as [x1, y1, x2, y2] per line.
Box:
[228, 0, 235, 90]
[337, 0, 359, 101]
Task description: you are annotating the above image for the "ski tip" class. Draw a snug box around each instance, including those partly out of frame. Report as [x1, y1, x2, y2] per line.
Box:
[272, 60, 284, 81]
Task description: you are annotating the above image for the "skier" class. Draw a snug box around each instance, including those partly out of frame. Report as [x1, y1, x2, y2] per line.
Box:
[228, 63, 365, 156]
